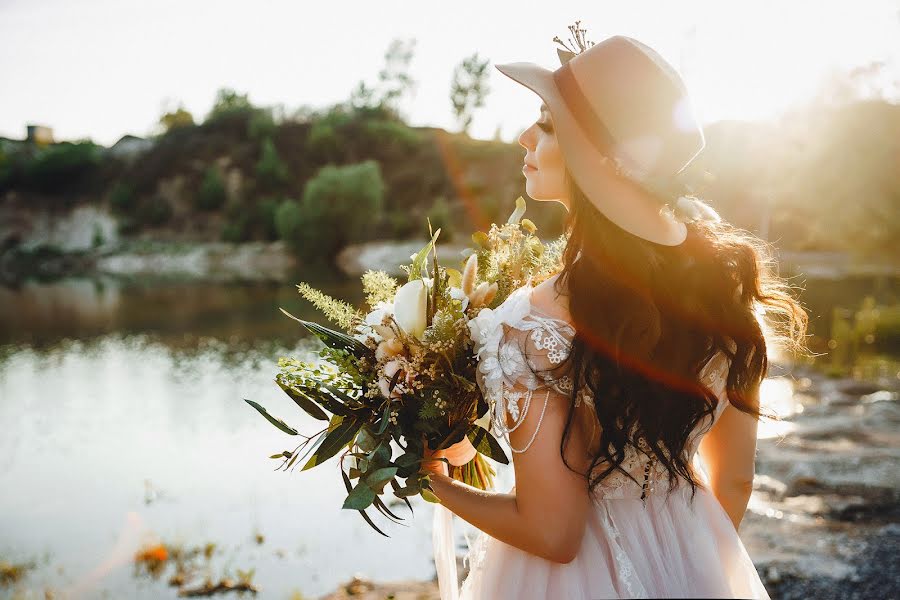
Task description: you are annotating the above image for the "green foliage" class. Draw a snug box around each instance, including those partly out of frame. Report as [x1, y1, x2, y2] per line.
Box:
[287, 160, 385, 258]
[221, 213, 251, 243]
[247, 108, 276, 141]
[91, 223, 105, 248]
[256, 197, 280, 240]
[306, 106, 355, 162]
[205, 87, 254, 123]
[108, 181, 135, 213]
[274, 197, 304, 244]
[137, 196, 173, 226]
[450, 52, 491, 134]
[256, 137, 290, 188]
[195, 165, 226, 211]
[159, 104, 195, 133]
[23, 141, 102, 193]
[363, 119, 421, 150]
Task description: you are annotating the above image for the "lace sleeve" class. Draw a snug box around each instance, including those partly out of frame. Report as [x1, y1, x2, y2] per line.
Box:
[490, 313, 578, 454]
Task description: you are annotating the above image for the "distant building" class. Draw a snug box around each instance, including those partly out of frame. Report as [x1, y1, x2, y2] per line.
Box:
[26, 124, 54, 145]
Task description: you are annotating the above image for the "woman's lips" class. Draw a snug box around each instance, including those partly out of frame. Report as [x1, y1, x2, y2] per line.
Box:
[523, 164, 537, 173]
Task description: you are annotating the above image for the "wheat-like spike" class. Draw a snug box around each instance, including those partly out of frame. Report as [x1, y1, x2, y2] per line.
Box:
[461, 254, 478, 295]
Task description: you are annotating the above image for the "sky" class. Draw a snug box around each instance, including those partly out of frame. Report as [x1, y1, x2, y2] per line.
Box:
[2, 0, 898, 147]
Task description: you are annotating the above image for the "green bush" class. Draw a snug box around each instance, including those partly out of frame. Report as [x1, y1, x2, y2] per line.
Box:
[257, 197, 280, 240]
[363, 119, 421, 149]
[108, 181, 135, 213]
[23, 141, 102, 192]
[91, 223, 105, 248]
[195, 166, 226, 211]
[205, 87, 254, 123]
[274, 198, 304, 244]
[305, 106, 355, 162]
[222, 213, 252, 243]
[256, 137, 289, 189]
[248, 108, 276, 140]
[275, 160, 385, 259]
[137, 196, 173, 226]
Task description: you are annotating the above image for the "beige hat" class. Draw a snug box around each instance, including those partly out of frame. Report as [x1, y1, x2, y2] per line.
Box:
[495, 34, 708, 246]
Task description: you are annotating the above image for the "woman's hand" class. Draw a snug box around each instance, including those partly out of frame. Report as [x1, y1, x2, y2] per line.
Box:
[420, 438, 449, 477]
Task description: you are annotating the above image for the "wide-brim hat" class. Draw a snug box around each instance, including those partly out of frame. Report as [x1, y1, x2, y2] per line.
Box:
[495, 34, 707, 246]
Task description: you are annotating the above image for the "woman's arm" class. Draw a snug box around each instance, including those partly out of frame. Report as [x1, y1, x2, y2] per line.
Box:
[421, 387, 592, 563]
[696, 401, 759, 531]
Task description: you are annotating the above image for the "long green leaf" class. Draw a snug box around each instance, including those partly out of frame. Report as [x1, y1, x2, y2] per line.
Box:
[409, 228, 440, 281]
[302, 415, 361, 471]
[243, 398, 298, 435]
[467, 425, 509, 465]
[276, 380, 329, 421]
[341, 468, 389, 537]
[278, 308, 371, 357]
[342, 481, 376, 510]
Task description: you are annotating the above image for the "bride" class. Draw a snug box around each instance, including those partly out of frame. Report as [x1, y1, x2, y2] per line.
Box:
[419, 32, 808, 599]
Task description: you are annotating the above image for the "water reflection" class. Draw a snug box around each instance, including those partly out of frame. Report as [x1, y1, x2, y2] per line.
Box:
[0, 334, 446, 598]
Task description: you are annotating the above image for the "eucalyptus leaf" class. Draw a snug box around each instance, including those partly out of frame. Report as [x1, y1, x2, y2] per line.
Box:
[342, 482, 376, 510]
[355, 426, 378, 452]
[276, 379, 329, 421]
[340, 468, 389, 537]
[364, 466, 399, 494]
[302, 415, 361, 471]
[243, 398, 298, 435]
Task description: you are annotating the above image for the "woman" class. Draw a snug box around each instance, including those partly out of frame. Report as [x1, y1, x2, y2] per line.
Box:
[420, 33, 808, 599]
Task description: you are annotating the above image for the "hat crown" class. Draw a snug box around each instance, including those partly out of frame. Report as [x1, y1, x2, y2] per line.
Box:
[560, 35, 704, 179]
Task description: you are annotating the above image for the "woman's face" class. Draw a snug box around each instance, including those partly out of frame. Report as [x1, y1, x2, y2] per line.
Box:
[518, 102, 569, 210]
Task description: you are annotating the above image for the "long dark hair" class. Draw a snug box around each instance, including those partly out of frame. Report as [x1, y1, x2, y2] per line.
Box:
[536, 168, 809, 499]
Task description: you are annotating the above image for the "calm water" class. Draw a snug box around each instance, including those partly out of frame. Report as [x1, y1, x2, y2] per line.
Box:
[0, 272, 896, 598]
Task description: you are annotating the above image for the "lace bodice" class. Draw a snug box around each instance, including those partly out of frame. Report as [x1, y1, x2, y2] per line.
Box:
[467, 276, 733, 499]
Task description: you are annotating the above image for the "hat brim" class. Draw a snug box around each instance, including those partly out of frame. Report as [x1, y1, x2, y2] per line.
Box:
[495, 61, 687, 246]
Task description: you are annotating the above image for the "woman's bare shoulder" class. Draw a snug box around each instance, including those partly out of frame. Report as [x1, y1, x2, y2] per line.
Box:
[528, 271, 572, 326]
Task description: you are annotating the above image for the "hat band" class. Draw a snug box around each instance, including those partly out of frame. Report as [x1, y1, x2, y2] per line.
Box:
[552, 62, 620, 165]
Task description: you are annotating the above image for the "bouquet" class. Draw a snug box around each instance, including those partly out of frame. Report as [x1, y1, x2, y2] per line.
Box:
[244, 197, 566, 535]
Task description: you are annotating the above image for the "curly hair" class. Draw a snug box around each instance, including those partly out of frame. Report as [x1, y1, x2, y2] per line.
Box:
[531, 168, 810, 499]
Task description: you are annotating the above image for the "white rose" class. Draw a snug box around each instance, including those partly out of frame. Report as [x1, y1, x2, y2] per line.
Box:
[393, 280, 428, 339]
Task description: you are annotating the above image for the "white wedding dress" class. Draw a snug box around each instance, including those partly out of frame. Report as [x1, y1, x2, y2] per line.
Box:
[431, 275, 771, 599]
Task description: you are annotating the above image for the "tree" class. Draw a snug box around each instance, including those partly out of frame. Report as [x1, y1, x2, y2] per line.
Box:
[205, 87, 254, 123]
[159, 104, 195, 133]
[450, 52, 490, 135]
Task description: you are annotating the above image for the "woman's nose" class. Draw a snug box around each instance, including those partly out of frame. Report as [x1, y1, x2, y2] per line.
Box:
[518, 125, 535, 150]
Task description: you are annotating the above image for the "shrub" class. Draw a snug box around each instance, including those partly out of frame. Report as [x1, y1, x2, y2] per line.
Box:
[248, 108, 276, 140]
[274, 198, 304, 244]
[257, 197, 280, 240]
[195, 166, 226, 211]
[363, 119, 421, 150]
[256, 137, 290, 189]
[108, 181, 135, 213]
[222, 213, 251, 243]
[23, 141, 102, 193]
[137, 196, 173, 226]
[296, 160, 385, 256]
[205, 87, 254, 123]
